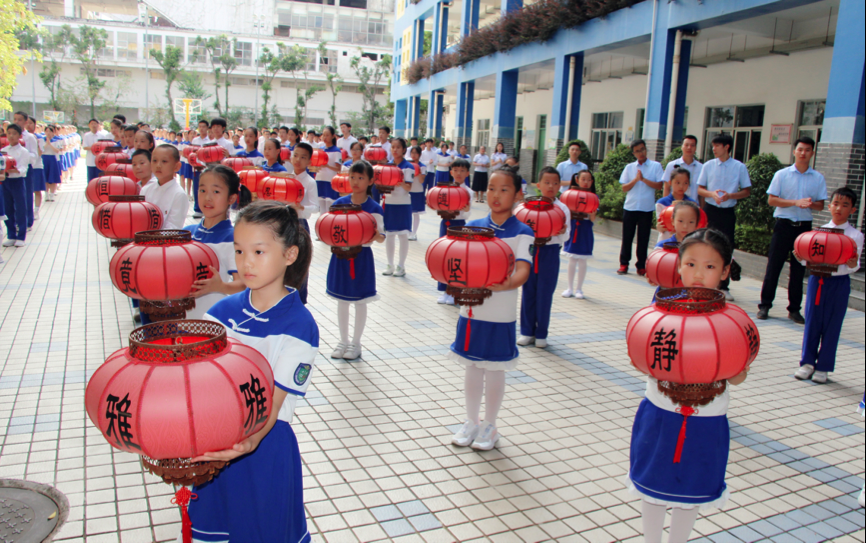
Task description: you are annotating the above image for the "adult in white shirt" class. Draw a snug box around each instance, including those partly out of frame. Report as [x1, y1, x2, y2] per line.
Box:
[617, 139, 664, 276]
[490, 142, 507, 174]
[556, 142, 589, 189]
[337, 123, 358, 155]
[661, 135, 703, 203]
[472, 147, 491, 202]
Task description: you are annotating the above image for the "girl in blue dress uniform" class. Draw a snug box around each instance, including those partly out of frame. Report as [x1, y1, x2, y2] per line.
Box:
[188, 200, 317, 543]
[42, 126, 63, 201]
[315, 127, 343, 218]
[408, 145, 427, 241]
[562, 171, 597, 299]
[450, 169, 533, 452]
[327, 161, 385, 361]
[341, 142, 364, 172]
[382, 138, 414, 277]
[628, 228, 750, 543]
[262, 138, 288, 174]
[236, 127, 265, 168]
[186, 164, 251, 320]
[436, 159, 473, 305]
[434, 142, 455, 186]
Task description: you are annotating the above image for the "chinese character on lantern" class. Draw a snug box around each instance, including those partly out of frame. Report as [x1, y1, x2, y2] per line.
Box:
[650, 328, 678, 372]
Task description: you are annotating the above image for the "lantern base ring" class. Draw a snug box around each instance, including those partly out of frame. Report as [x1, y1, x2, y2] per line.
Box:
[331, 246, 362, 260]
[437, 211, 460, 221]
[806, 264, 837, 277]
[571, 212, 589, 221]
[445, 287, 492, 307]
[533, 236, 552, 247]
[657, 380, 727, 408]
[376, 185, 395, 194]
[141, 456, 228, 487]
[111, 239, 133, 248]
[140, 299, 195, 320]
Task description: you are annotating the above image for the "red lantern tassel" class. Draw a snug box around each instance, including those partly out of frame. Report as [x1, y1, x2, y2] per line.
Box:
[572, 221, 579, 244]
[673, 406, 695, 464]
[815, 277, 823, 306]
[464, 307, 473, 352]
[534, 247, 539, 274]
[172, 487, 197, 543]
[350, 257, 356, 280]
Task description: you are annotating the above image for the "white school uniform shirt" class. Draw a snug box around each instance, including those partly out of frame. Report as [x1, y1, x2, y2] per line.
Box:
[316, 146, 343, 184]
[385, 159, 415, 206]
[293, 170, 319, 220]
[661, 157, 703, 203]
[20, 130, 38, 169]
[549, 199, 572, 246]
[798, 221, 864, 276]
[766, 165, 828, 222]
[1, 144, 31, 178]
[140, 176, 157, 191]
[337, 135, 358, 154]
[410, 163, 426, 194]
[205, 288, 319, 423]
[140, 179, 190, 230]
[214, 136, 238, 158]
[619, 159, 664, 212]
[455, 184, 474, 221]
[184, 219, 237, 320]
[421, 149, 437, 172]
[490, 152, 508, 172]
[191, 135, 211, 146]
[31, 132, 44, 170]
[697, 157, 751, 209]
[435, 152, 455, 172]
[473, 154, 490, 173]
[381, 141, 393, 163]
[83, 130, 110, 167]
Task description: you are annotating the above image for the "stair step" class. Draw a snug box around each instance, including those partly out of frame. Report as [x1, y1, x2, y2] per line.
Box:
[849, 289, 865, 312]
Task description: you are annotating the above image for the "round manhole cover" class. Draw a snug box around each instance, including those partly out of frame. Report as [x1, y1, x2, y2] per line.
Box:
[0, 480, 67, 543]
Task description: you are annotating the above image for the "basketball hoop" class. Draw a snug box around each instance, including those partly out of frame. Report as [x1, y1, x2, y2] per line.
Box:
[43, 111, 65, 123]
[174, 99, 202, 131]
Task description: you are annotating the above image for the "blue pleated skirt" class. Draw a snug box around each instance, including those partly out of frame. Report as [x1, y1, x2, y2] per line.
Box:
[383, 204, 412, 233]
[410, 192, 426, 213]
[563, 218, 594, 256]
[434, 170, 451, 185]
[326, 247, 378, 302]
[451, 317, 518, 367]
[43, 157, 61, 185]
[317, 180, 337, 201]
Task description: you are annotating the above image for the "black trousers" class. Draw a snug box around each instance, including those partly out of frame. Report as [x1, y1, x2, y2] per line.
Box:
[759, 219, 811, 313]
[703, 205, 737, 291]
[620, 210, 654, 269]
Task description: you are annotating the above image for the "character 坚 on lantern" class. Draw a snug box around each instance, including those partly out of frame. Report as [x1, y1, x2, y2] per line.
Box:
[92, 195, 163, 247]
[85, 320, 273, 543]
[794, 227, 858, 305]
[316, 204, 379, 280]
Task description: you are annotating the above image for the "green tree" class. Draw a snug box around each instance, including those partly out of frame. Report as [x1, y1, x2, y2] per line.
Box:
[318, 42, 343, 127]
[194, 34, 233, 116]
[178, 71, 211, 101]
[350, 52, 392, 133]
[2, 0, 40, 112]
[258, 43, 298, 127]
[149, 44, 184, 130]
[594, 144, 633, 221]
[36, 27, 74, 111]
[68, 25, 109, 118]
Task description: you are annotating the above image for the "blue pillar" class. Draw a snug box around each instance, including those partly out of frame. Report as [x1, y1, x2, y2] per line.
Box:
[432, 3, 449, 55]
[394, 99, 408, 138]
[461, 0, 479, 36]
[408, 96, 422, 138]
[414, 19, 425, 60]
[456, 81, 475, 146]
[643, 27, 676, 149]
[492, 69, 518, 154]
[822, 0, 865, 145]
[550, 53, 583, 145]
[428, 90, 444, 140]
[501, 0, 522, 16]
[672, 40, 692, 143]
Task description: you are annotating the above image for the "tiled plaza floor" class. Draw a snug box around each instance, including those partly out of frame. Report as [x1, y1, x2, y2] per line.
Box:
[0, 163, 863, 543]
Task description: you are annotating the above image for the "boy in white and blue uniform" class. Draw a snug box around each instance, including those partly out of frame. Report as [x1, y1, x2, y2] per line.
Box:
[2, 124, 31, 246]
[421, 139, 437, 193]
[794, 187, 863, 385]
[189, 287, 317, 543]
[436, 160, 474, 304]
[184, 219, 238, 320]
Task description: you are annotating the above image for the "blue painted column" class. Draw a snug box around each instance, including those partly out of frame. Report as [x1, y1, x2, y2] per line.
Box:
[394, 99, 408, 138]
[642, 24, 676, 160]
[501, 0, 522, 16]
[492, 69, 519, 155]
[456, 81, 475, 148]
[408, 96, 422, 138]
[432, 2, 449, 55]
[671, 39, 692, 144]
[414, 19, 425, 59]
[428, 90, 444, 140]
[461, 0, 479, 36]
[550, 53, 583, 145]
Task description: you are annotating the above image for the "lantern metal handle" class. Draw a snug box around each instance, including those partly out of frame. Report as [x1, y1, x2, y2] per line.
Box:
[655, 287, 726, 314]
[445, 226, 496, 240]
[133, 229, 193, 245]
[128, 320, 228, 362]
[108, 195, 146, 203]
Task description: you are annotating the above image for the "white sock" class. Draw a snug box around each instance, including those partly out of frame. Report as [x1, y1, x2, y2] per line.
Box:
[352, 303, 367, 346]
[567, 259, 577, 291]
[385, 234, 396, 266]
[337, 301, 350, 344]
[398, 234, 409, 267]
[465, 365, 484, 425]
[641, 499, 666, 543]
[412, 214, 421, 235]
[669, 507, 699, 543]
[318, 198, 328, 217]
[483, 370, 506, 426]
[576, 259, 588, 291]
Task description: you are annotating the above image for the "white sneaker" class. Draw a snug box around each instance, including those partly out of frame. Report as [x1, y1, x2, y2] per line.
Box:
[34, 208, 40, 220]
[408, 234, 418, 241]
[859, 487, 864, 508]
[561, 289, 574, 298]
[394, 266, 406, 277]
[723, 289, 735, 301]
[535, 338, 548, 349]
[343, 344, 362, 360]
[517, 336, 535, 346]
[382, 265, 394, 276]
[812, 371, 828, 384]
[2, 240, 14, 247]
[437, 294, 448, 304]
[451, 421, 480, 447]
[445, 295, 455, 306]
[331, 342, 348, 359]
[794, 364, 815, 381]
[471, 422, 500, 451]
[574, 290, 585, 300]
[14, 240, 24, 247]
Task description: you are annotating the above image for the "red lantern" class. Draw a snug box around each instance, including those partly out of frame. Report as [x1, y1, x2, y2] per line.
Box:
[646, 242, 683, 289]
[514, 197, 567, 273]
[189, 151, 205, 169]
[258, 173, 306, 204]
[92, 195, 163, 247]
[91, 140, 118, 156]
[279, 147, 292, 162]
[222, 157, 253, 173]
[109, 230, 219, 319]
[309, 149, 329, 172]
[794, 227, 858, 305]
[427, 182, 471, 220]
[0, 136, 7, 148]
[627, 287, 760, 463]
[315, 204, 379, 279]
[85, 320, 274, 542]
[373, 164, 404, 195]
[364, 147, 387, 164]
[238, 168, 269, 196]
[426, 226, 515, 350]
[341, 149, 349, 161]
[196, 143, 225, 164]
[183, 145, 201, 160]
[105, 162, 139, 183]
[86, 175, 139, 206]
[331, 174, 352, 195]
[1, 154, 16, 173]
[659, 203, 708, 232]
[96, 150, 129, 171]
[560, 189, 600, 217]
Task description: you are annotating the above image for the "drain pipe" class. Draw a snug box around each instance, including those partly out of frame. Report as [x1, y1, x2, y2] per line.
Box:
[564, 56, 577, 145]
[663, 30, 683, 157]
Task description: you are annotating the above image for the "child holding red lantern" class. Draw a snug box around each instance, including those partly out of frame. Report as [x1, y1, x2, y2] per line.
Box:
[262, 138, 289, 174]
[328, 161, 385, 360]
[236, 127, 265, 168]
[315, 127, 343, 219]
[1, 124, 31, 247]
[141, 145, 188, 231]
[288, 142, 320, 305]
[518, 167, 570, 349]
[188, 200, 317, 543]
[793, 187, 862, 384]
[561, 170, 597, 299]
[655, 167, 696, 244]
[450, 168, 533, 451]
[382, 138, 415, 277]
[186, 164, 252, 319]
[130, 149, 156, 191]
[628, 228, 750, 543]
[436, 159, 474, 305]
[408, 145, 427, 241]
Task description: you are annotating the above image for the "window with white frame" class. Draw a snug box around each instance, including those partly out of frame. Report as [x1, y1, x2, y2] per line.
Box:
[476, 119, 490, 149]
[144, 34, 162, 55]
[165, 35, 185, 58]
[703, 105, 764, 163]
[234, 41, 253, 66]
[116, 32, 137, 61]
[795, 99, 824, 167]
[98, 31, 114, 60]
[590, 111, 623, 161]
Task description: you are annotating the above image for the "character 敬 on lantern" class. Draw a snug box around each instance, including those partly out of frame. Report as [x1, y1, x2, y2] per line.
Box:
[626, 229, 758, 543]
[321, 161, 385, 361]
[560, 171, 598, 299]
[431, 169, 533, 452]
[792, 187, 863, 384]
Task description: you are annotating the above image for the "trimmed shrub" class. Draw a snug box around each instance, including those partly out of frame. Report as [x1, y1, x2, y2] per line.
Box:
[737, 153, 782, 234]
[595, 144, 633, 221]
[553, 139, 594, 175]
[735, 224, 773, 256]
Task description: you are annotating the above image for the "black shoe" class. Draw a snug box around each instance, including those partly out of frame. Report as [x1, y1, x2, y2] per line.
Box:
[756, 308, 769, 320]
[133, 309, 142, 324]
[788, 311, 805, 325]
[730, 260, 742, 282]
